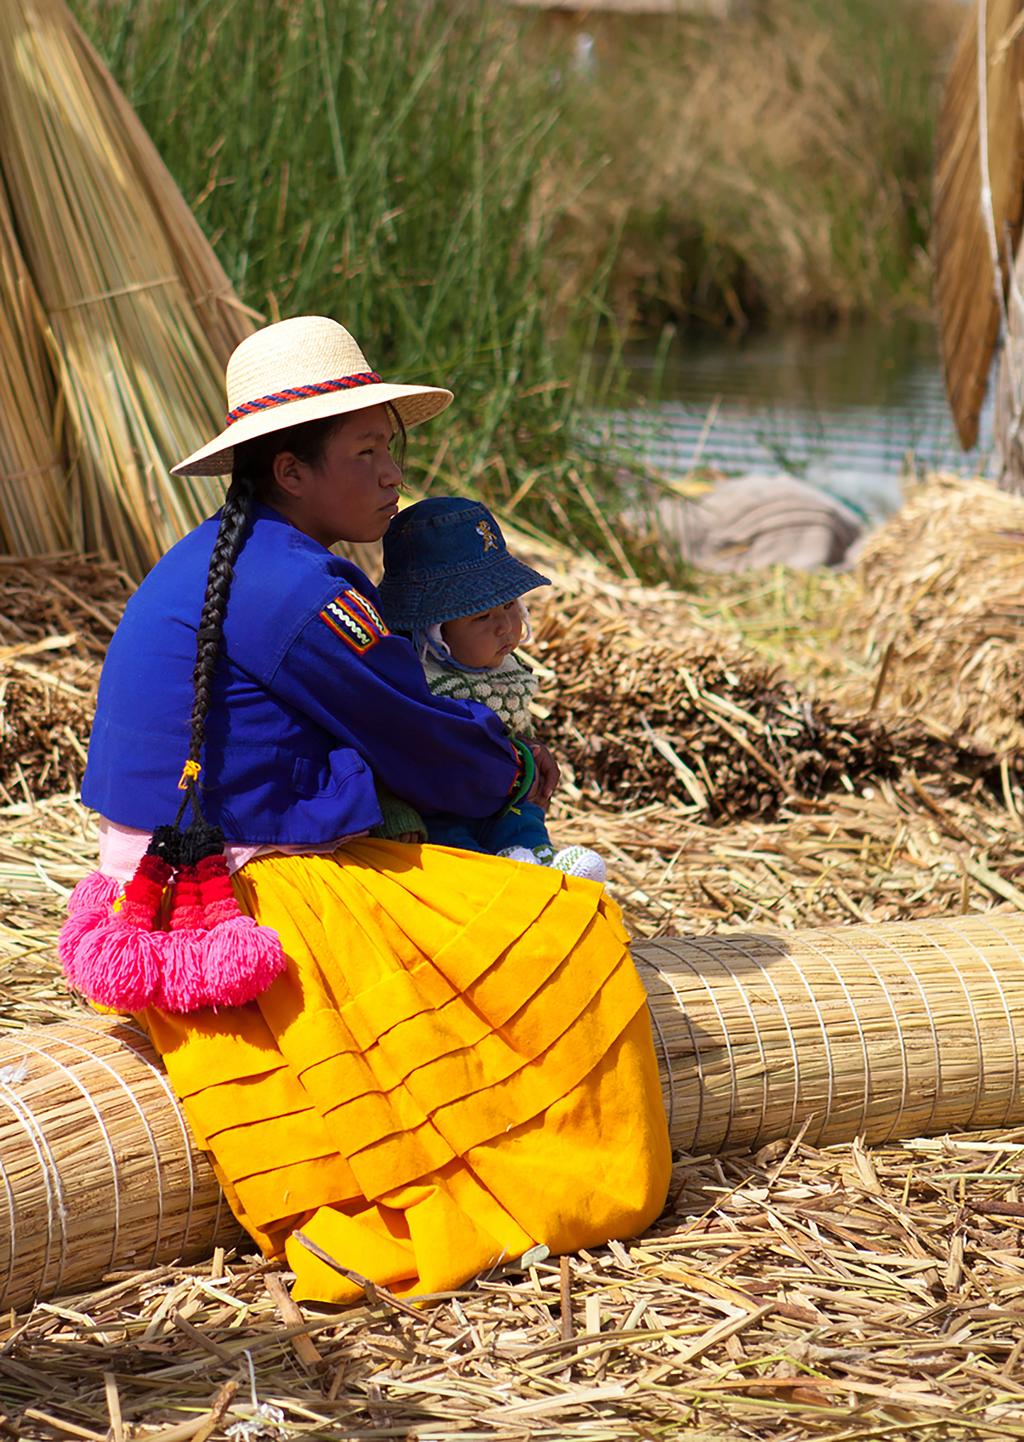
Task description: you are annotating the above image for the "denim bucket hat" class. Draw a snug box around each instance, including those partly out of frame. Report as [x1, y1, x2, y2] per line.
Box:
[379, 497, 550, 632]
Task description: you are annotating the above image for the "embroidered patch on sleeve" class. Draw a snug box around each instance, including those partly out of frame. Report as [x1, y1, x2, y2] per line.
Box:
[319, 591, 390, 654]
[343, 589, 390, 635]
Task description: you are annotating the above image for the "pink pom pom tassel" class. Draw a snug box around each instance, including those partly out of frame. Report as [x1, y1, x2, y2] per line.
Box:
[58, 905, 113, 990]
[155, 930, 211, 1014]
[202, 916, 286, 1008]
[69, 917, 161, 1012]
[66, 871, 120, 917]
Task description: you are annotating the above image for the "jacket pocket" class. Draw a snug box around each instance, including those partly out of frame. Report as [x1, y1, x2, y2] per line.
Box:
[291, 750, 364, 799]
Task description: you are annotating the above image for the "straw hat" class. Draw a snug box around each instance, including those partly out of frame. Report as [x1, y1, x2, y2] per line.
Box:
[172, 315, 454, 476]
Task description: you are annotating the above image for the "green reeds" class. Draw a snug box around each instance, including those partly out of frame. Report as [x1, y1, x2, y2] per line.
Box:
[64, 0, 955, 581]
[69, 0, 625, 557]
[547, 0, 960, 332]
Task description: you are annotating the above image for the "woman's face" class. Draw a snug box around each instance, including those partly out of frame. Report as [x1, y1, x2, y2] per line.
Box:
[272, 405, 403, 547]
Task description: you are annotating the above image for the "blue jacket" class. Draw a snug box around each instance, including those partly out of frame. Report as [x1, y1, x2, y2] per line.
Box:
[82, 505, 523, 843]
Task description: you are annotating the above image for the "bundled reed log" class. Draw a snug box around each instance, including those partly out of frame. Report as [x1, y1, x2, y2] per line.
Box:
[0, 0, 257, 575]
[7, 911, 1024, 1312]
[845, 474, 1024, 755]
[637, 913, 1024, 1156]
[0, 1015, 240, 1312]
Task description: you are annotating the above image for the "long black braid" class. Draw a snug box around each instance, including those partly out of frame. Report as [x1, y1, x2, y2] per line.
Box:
[187, 473, 255, 773]
[150, 470, 257, 865]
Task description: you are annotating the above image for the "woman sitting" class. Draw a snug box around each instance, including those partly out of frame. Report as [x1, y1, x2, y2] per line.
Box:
[60, 314, 671, 1304]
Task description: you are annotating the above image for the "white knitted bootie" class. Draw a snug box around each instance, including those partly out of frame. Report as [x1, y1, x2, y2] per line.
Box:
[551, 846, 607, 884]
[498, 845, 542, 865]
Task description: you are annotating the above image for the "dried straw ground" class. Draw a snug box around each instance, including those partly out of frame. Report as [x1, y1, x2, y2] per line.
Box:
[5, 475, 1024, 1439]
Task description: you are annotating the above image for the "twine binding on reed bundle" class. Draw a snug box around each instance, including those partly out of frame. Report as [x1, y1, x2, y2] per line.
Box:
[58, 767, 284, 1014]
[634, 910, 1024, 1159]
[0, 1015, 239, 1310]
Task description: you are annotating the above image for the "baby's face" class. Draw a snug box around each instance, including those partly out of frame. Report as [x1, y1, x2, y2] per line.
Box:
[442, 600, 524, 670]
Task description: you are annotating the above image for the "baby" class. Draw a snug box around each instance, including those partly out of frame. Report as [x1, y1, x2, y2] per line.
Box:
[378, 496, 606, 882]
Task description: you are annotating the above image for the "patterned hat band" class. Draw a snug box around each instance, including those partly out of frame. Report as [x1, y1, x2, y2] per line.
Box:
[225, 372, 382, 426]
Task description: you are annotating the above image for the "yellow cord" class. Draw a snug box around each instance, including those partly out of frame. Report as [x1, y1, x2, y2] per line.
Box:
[177, 759, 201, 791]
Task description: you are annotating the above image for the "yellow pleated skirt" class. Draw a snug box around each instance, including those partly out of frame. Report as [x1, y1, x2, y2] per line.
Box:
[140, 839, 671, 1303]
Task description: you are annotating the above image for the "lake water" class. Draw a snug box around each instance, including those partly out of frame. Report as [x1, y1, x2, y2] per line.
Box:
[592, 319, 994, 522]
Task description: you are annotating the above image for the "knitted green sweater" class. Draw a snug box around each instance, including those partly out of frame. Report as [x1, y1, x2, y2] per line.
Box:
[422, 651, 537, 739]
[372, 652, 538, 841]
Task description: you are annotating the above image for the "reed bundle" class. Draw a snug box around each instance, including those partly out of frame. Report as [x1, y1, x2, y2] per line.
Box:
[65, 18, 256, 367]
[4, 909, 1024, 1314]
[0, 0, 256, 575]
[0, 185, 70, 555]
[934, 0, 1024, 451]
[844, 474, 1024, 755]
[531, 585, 963, 820]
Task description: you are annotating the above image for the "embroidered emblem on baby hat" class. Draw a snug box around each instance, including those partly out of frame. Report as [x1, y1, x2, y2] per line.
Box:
[476, 519, 498, 552]
[319, 591, 389, 653]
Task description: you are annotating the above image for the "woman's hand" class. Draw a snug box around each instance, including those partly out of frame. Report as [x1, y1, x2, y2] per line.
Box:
[526, 742, 559, 808]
